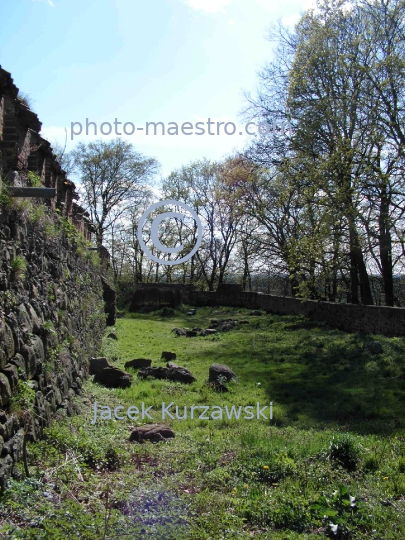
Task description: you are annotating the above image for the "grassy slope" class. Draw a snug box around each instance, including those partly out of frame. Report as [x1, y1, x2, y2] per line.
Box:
[1, 306, 405, 539]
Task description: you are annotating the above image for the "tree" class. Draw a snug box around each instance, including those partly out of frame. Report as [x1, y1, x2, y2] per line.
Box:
[72, 138, 159, 246]
[162, 159, 241, 291]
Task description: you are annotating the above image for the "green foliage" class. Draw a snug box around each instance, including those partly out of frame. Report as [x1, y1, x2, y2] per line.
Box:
[328, 434, 361, 472]
[59, 216, 94, 259]
[10, 254, 27, 280]
[43, 320, 56, 333]
[27, 171, 42, 187]
[0, 182, 11, 208]
[48, 283, 56, 303]
[10, 380, 36, 415]
[310, 484, 361, 539]
[28, 204, 46, 224]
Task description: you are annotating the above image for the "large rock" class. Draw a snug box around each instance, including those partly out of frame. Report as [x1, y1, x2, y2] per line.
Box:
[1, 364, 18, 394]
[0, 455, 13, 491]
[22, 336, 45, 379]
[124, 358, 152, 369]
[218, 322, 234, 332]
[9, 354, 26, 380]
[0, 322, 14, 369]
[209, 363, 237, 384]
[129, 424, 175, 443]
[200, 329, 218, 336]
[166, 362, 178, 368]
[0, 374, 12, 407]
[90, 357, 132, 388]
[138, 365, 196, 384]
[94, 367, 132, 388]
[161, 351, 176, 361]
[26, 303, 42, 334]
[171, 328, 186, 336]
[89, 357, 110, 376]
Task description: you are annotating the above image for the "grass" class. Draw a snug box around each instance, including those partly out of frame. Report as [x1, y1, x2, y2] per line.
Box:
[1, 306, 405, 538]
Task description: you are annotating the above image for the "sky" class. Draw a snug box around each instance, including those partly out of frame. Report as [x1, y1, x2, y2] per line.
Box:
[1, 0, 314, 179]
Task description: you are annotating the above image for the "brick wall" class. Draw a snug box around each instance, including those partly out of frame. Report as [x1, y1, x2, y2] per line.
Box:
[0, 66, 93, 239]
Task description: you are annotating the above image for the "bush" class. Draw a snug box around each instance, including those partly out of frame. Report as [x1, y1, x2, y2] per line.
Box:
[328, 434, 361, 471]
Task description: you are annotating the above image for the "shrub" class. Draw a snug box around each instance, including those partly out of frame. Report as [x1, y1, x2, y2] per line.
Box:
[10, 255, 27, 280]
[328, 434, 361, 471]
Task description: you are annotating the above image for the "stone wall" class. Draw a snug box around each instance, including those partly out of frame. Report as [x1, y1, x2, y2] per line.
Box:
[129, 283, 195, 311]
[190, 289, 405, 337]
[0, 207, 113, 489]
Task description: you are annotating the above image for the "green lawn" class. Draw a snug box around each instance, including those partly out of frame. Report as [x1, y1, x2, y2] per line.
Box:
[1, 306, 405, 539]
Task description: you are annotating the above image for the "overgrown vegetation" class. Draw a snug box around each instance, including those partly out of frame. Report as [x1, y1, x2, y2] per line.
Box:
[10, 255, 27, 280]
[0, 188, 97, 262]
[1, 307, 405, 538]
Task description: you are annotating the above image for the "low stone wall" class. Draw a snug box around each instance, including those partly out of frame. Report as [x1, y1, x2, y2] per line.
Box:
[190, 290, 405, 337]
[129, 283, 195, 311]
[0, 207, 113, 489]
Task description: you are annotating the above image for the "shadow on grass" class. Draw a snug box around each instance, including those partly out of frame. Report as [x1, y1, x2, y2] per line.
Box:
[183, 312, 405, 436]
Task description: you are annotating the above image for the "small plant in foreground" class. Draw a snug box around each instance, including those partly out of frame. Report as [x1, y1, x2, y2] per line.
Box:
[328, 434, 360, 471]
[310, 484, 358, 539]
[10, 255, 27, 280]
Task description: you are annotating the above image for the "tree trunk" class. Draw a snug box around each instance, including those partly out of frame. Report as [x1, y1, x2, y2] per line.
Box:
[379, 186, 394, 306]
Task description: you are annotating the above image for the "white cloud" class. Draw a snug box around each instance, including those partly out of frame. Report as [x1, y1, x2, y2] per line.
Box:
[183, 0, 231, 14]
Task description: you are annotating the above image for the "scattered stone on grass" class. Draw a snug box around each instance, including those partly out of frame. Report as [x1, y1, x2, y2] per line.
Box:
[167, 361, 178, 368]
[219, 322, 234, 331]
[209, 363, 237, 383]
[124, 358, 152, 369]
[129, 424, 175, 444]
[90, 357, 132, 388]
[186, 330, 198, 338]
[249, 310, 262, 316]
[171, 328, 186, 336]
[201, 329, 218, 336]
[161, 351, 176, 361]
[107, 332, 118, 340]
[138, 365, 196, 384]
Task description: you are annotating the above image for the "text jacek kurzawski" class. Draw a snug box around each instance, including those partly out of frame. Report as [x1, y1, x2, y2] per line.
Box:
[91, 402, 273, 424]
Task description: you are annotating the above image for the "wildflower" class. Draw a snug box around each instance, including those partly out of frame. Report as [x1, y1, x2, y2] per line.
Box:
[263, 465, 269, 470]
[383, 476, 388, 481]
[329, 523, 338, 535]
